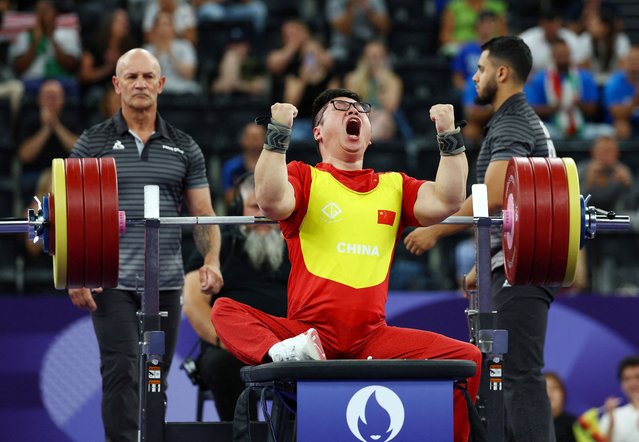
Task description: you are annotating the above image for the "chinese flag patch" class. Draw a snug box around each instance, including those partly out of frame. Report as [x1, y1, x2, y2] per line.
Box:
[377, 210, 396, 226]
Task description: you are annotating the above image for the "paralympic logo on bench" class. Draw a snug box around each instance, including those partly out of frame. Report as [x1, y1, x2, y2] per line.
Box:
[346, 385, 405, 442]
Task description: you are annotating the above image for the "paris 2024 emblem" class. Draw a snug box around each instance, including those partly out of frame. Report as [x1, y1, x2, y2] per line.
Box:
[346, 385, 405, 441]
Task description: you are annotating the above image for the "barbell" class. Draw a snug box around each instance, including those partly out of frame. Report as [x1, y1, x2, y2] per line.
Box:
[1, 156, 630, 290]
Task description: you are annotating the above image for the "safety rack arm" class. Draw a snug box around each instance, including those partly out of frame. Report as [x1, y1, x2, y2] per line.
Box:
[139, 187, 166, 442]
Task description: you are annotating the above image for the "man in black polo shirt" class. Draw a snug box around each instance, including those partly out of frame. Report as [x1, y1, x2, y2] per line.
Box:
[404, 36, 557, 441]
[67, 48, 224, 442]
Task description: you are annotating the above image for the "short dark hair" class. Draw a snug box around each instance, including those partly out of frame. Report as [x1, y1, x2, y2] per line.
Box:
[481, 36, 533, 84]
[618, 355, 639, 380]
[478, 10, 497, 22]
[551, 37, 568, 47]
[540, 7, 563, 22]
[311, 88, 361, 128]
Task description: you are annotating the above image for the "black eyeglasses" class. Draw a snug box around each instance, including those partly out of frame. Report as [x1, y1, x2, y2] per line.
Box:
[329, 100, 372, 113]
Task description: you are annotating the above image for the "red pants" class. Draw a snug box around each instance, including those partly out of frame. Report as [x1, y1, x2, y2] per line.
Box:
[212, 297, 482, 442]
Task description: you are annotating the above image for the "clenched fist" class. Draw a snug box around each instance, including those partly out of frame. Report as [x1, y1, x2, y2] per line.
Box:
[271, 103, 298, 128]
[429, 104, 456, 134]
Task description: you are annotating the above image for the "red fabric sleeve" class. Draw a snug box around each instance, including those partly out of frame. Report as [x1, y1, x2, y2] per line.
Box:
[399, 172, 426, 228]
[279, 161, 311, 239]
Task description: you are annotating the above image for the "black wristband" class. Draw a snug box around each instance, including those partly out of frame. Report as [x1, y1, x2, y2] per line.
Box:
[436, 127, 466, 156]
[263, 120, 292, 154]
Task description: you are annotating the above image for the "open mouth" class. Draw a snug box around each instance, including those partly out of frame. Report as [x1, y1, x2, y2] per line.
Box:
[346, 118, 361, 137]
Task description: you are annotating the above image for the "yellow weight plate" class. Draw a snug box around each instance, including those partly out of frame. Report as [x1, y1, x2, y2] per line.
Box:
[51, 158, 68, 289]
[562, 157, 580, 287]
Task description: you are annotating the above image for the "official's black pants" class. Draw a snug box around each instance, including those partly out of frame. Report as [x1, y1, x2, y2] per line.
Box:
[91, 288, 181, 442]
[492, 268, 556, 442]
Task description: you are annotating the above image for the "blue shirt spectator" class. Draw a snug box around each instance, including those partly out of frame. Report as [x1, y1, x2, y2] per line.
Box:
[526, 39, 612, 139]
[526, 68, 599, 109]
[221, 155, 248, 203]
[604, 71, 638, 122]
[451, 10, 500, 91]
[220, 122, 265, 208]
[452, 42, 481, 87]
[603, 51, 639, 141]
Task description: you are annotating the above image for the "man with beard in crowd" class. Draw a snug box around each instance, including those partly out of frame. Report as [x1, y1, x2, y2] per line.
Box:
[182, 172, 289, 421]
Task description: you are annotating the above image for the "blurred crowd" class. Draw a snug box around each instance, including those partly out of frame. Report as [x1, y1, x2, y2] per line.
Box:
[544, 355, 639, 442]
[1, 0, 639, 295]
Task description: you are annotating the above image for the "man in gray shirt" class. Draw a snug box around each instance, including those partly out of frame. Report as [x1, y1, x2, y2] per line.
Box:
[68, 48, 223, 441]
[405, 36, 557, 441]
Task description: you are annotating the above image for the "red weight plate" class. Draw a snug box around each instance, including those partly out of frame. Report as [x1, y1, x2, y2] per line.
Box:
[65, 158, 85, 288]
[502, 157, 536, 286]
[528, 158, 553, 285]
[545, 158, 570, 286]
[99, 157, 120, 288]
[64, 159, 84, 287]
[82, 158, 103, 288]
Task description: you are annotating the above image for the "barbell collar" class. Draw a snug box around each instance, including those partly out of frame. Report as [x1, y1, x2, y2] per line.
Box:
[590, 214, 630, 233]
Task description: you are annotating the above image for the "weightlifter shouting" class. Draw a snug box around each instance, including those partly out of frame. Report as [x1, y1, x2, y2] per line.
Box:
[212, 87, 482, 442]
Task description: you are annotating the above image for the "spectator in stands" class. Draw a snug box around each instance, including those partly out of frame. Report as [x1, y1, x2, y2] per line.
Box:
[211, 25, 266, 97]
[144, 10, 201, 95]
[16, 79, 80, 204]
[325, 0, 390, 67]
[439, 0, 507, 56]
[564, 0, 619, 35]
[574, 135, 632, 294]
[143, 0, 197, 45]
[0, 0, 25, 123]
[87, 84, 120, 127]
[526, 39, 613, 140]
[344, 40, 402, 141]
[220, 122, 265, 208]
[266, 18, 316, 103]
[579, 11, 631, 86]
[599, 355, 639, 442]
[8, 0, 81, 98]
[519, 9, 586, 75]
[191, 0, 267, 34]
[544, 372, 577, 442]
[578, 135, 632, 212]
[283, 38, 339, 141]
[603, 46, 639, 140]
[79, 8, 136, 100]
[451, 10, 500, 92]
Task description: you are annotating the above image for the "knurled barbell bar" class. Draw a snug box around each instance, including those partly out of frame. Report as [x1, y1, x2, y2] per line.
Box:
[0, 157, 630, 290]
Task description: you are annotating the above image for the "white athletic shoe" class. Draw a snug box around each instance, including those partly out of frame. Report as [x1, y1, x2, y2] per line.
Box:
[268, 328, 327, 362]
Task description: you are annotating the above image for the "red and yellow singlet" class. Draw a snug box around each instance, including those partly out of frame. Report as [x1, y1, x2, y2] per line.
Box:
[280, 162, 425, 354]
